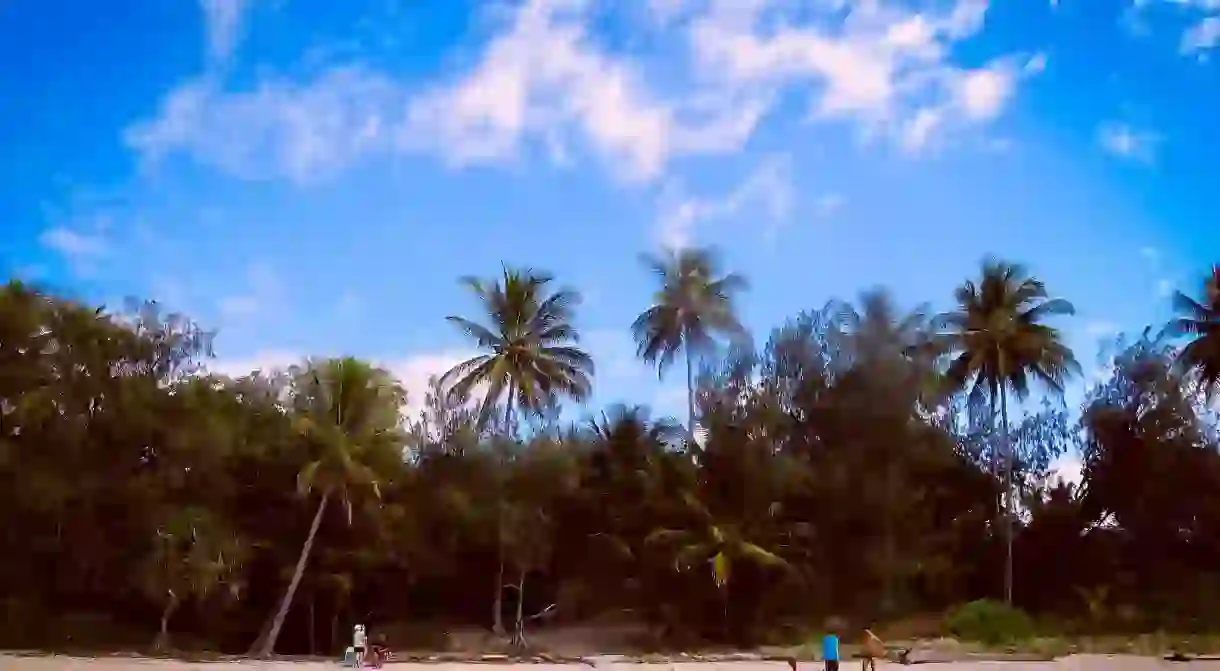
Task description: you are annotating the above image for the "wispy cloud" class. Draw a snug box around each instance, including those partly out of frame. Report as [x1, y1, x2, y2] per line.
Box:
[40, 227, 109, 261]
[1181, 16, 1220, 54]
[39, 216, 113, 277]
[1097, 121, 1160, 162]
[656, 153, 792, 250]
[201, 0, 249, 64]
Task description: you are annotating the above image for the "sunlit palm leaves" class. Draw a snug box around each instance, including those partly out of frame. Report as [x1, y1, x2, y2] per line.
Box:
[292, 356, 406, 522]
[1168, 265, 1220, 399]
[441, 267, 594, 433]
[646, 495, 787, 590]
[632, 247, 748, 435]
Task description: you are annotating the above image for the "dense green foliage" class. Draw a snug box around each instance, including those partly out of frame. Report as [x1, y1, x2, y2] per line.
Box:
[2, 258, 1219, 655]
[944, 599, 1035, 645]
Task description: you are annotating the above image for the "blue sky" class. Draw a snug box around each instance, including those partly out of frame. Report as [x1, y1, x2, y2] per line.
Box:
[3, 0, 1219, 464]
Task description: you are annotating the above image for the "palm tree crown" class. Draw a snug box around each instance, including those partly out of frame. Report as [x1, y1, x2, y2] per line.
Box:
[632, 247, 748, 434]
[441, 266, 594, 433]
[1169, 265, 1220, 399]
[936, 259, 1080, 407]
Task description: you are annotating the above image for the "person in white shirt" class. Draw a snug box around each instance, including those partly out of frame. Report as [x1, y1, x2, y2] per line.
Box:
[353, 624, 367, 666]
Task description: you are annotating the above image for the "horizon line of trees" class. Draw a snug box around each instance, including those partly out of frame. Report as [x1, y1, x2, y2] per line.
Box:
[2, 250, 1219, 657]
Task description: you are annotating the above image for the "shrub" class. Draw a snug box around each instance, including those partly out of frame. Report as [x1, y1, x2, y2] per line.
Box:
[944, 599, 1035, 645]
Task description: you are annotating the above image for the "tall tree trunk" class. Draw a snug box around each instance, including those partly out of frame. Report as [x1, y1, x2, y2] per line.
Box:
[685, 344, 695, 441]
[504, 388, 515, 438]
[989, 388, 999, 526]
[154, 589, 179, 652]
[492, 390, 515, 636]
[1001, 388, 1013, 605]
[492, 503, 506, 636]
[882, 458, 896, 614]
[308, 591, 316, 656]
[512, 567, 527, 647]
[255, 488, 331, 658]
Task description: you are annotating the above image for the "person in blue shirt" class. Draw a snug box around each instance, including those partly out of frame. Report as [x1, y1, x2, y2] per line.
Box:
[822, 619, 841, 671]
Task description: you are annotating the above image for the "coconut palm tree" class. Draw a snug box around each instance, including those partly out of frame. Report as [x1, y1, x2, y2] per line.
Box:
[440, 266, 594, 434]
[439, 266, 593, 635]
[934, 259, 1079, 605]
[253, 357, 405, 658]
[1168, 265, 1220, 399]
[632, 247, 748, 439]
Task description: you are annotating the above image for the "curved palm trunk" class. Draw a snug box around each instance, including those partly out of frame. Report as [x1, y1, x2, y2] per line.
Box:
[256, 488, 331, 658]
[1000, 388, 1013, 605]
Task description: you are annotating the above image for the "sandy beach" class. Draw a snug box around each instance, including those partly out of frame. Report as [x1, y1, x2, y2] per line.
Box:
[0, 656, 1208, 671]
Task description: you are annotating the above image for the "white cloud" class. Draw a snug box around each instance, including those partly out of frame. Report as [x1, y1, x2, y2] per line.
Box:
[208, 348, 478, 417]
[1050, 453, 1083, 487]
[385, 351, 480, 417]
[126, 70, 402, 183]
[1157, 277, 1175, 297]
[687, 0, 1027, 152]
[403, 0, 766, 182]
[40, 227, 109, 261]
[953, 62, 1018, 121]
[1097, 121, 1160, 162]
[1128, 0, 1220, 55]
[201, 0, 249, 64]
[1181, 16, 1220, 53]
[656, 152, 792, 249]
[128, 0, 1032, 183]
[207, 349, 303, 378]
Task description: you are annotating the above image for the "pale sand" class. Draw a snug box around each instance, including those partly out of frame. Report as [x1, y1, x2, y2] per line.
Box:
[0, 656, 1209, 671]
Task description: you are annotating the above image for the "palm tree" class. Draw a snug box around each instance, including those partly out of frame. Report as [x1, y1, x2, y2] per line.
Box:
[934, 259, 1079, 605]
[439, 266, 593, 635]
[1168, 265, 1220, 399]
[253, 357, 405, 658]
[632, 247, 748, 439]
[440, 266, 594, 434]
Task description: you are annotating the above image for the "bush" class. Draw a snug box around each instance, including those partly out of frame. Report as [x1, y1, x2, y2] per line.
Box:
[944, 600, 1035, 645]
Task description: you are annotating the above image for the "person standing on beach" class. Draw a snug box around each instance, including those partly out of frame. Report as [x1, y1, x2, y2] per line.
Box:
[353, 624, 367, 667]
[861, 628, 885, 671]
[822, 620, 841, 671]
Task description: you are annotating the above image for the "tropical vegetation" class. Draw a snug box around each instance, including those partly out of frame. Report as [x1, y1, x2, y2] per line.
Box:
[2, 255, 1219, 656]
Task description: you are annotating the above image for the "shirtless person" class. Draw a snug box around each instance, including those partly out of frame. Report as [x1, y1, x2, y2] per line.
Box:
[861, 628, 885, 671]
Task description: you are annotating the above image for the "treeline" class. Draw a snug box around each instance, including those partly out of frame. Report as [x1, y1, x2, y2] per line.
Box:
[1, 252, 1219, 656]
